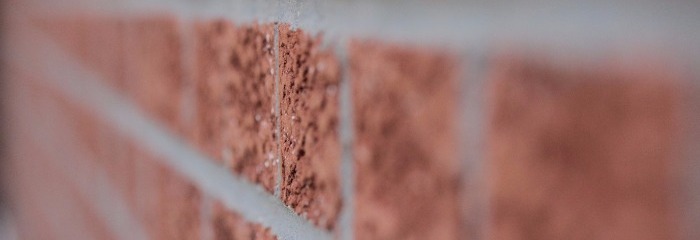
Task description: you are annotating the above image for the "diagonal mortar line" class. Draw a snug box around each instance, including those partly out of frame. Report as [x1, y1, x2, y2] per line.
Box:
[14, 82, 150, 240]
[9, 79, 148, 240]
[335, 41, 355, 240]
[9, 82, 97, 240]
[9, 15, 333, 240]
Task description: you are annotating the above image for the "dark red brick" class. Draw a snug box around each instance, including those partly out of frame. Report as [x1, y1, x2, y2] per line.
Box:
[486, 52, 682, 240]
[194, 19, 277, 192]
[278, 24, 342, 229]
[349, 41, 462, 239]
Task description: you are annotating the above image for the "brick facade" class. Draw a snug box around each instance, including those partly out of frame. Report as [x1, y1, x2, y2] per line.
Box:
[3, 1, 699, 240]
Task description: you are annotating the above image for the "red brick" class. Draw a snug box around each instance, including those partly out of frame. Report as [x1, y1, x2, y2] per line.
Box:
[86, 16, 127, 90]
[33, 14, 127, 90]
[486, 52, 682, 240]
[349, 41, 462, 239]
[31, 79, 137, 205]
[135, 153, 202, 240]
[8, 113, 116, 240]
[278, 24, 342, 230]
[32, 15, 91, 66]
[208, 201, 278, 240]
[124, 15, 184, 133]
[9, 132, 68, 240]
[20, 73, 201, 240]
[193, 19, 277, 192]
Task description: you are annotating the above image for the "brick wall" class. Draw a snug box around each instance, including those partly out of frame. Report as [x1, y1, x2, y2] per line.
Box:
[3, 1, 700, 240]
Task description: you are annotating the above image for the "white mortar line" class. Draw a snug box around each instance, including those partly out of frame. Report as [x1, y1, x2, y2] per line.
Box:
[8, 80, 135, 240]
[274, 22, 283, 199]
[8, 83, 84, 240]
[460, 49, 490, 240]
[178, 16, 198, 139]
[335, 42, 355, 240]
[14, 78, 150, 240]
[9, 15, 332, 240]
[23, 0, 700, 58]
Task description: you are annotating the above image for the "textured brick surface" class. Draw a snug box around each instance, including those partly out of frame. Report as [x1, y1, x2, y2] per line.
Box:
[194, 20, 277, 192]
[278, 24, 342, 229]
[209, 201, 278, 240]
[349, 41, 462, 239]
[125, 15, 184, 133]
[486, 53, 682, 240]
[14, 4, 700, 239]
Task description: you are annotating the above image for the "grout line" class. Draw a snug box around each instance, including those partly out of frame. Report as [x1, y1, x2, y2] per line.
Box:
[25, 0, 700, 57]
[177, 15, 198, 138]
[458, 22, 490, 229]
[457, 51, 472, 240]
[461, 48, 490, 240]
[199, 194, 214, 240]
[336, 41, 355, 240]
[10, 16, 332, 240]
[9, 82, 89, 240]
[274, 22, 282, 199]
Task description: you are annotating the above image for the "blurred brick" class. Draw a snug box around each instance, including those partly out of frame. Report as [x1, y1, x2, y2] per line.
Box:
[208, 201, 277, 240]
[278, 24, 342, 230]
[32, 15, 90, 66]
[86, 16, 127, 90]
[486, 53, 682, 240]
[194, 19, 277, 192]
[37, 80, 137, 206]
[125, 15, 184, 133]
[136, 154, 202, 240]
[33, 14, 127, 90]
[7, 96, 117, 240]
[349, 41, 462, 239]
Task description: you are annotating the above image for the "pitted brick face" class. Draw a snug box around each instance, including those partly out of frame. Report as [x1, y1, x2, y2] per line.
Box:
[350, 41, 462, 240]
[195, 20, 277, 192]
[487, 54, 682, 240]
[278, 24, 342, 230]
